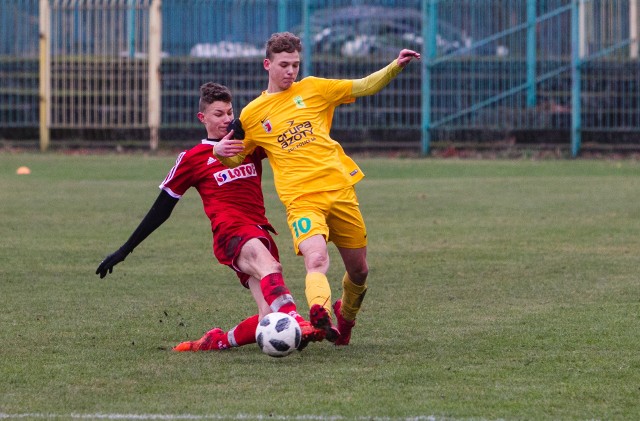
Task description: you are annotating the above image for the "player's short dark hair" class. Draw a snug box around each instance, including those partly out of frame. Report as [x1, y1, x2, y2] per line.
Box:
[265, 32, 302, 60]
[199, 82, 232, 113]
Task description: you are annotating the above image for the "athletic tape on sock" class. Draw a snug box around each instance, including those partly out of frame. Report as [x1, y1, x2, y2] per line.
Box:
[227, 327, 239, 347]
[270, 293, 294, 313]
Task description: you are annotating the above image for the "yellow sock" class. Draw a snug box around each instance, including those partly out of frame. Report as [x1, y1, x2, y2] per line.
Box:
[341, 273, 367, 321]
[305, 272, 332, 315]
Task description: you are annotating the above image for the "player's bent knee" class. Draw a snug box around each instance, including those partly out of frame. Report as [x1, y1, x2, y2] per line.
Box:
[304, 251, 329, 273]
[347, 261, 369, 284]
[349, 269, 368, 285]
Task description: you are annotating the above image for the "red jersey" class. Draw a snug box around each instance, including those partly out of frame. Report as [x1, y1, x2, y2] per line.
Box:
[160, 140, 271, 234]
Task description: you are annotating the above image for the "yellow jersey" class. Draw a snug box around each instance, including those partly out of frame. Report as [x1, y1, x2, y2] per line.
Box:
[239, 76, 365, 207]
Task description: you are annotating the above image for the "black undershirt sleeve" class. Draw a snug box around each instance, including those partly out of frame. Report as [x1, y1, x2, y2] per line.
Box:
[119, 190, 179, 255]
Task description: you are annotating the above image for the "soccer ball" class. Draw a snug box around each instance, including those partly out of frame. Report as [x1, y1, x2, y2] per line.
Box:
[255, 312, 301, 357]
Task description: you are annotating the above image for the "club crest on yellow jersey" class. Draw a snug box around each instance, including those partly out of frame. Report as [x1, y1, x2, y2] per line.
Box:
[262, 119, 272, 133]
[293, 96, 306, 108]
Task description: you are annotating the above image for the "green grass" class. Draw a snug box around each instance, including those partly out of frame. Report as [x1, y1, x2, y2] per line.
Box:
[1, 153, 640, 420]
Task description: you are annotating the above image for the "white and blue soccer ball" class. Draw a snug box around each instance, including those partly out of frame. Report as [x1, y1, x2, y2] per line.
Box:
[255, 312, 301, 357]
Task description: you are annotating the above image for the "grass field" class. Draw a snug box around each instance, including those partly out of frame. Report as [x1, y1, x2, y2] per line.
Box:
[1, 152, 639, 420]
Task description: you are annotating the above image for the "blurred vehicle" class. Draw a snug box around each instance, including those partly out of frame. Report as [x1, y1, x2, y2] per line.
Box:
[294, 6, 517, 58]
[189, 41, 262, 58]
[294, 6, 474, 58]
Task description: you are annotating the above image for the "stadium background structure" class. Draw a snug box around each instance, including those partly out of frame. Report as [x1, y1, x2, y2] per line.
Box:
[0, 0, 639, 156]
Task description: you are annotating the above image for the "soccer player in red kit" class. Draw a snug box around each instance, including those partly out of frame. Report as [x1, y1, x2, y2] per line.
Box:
[96, 82, 337, 351]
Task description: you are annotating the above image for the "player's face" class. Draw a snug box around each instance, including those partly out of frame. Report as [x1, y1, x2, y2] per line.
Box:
[198, 101, 234, 139]
[265, 51, 300, 93]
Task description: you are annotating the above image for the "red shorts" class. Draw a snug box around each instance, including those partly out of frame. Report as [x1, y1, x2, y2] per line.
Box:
[213, 223, 279, 288]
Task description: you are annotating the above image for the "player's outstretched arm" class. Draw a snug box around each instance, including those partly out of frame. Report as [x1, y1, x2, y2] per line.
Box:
[95, 191, 178, 278]
[351, 49, 421, 98]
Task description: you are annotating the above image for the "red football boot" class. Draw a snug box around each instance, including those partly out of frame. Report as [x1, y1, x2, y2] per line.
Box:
[297, 320, 326, 350]
[333, 300, 356, 346]
[173, 328, 229, 352]
[309, 304, 340, 343]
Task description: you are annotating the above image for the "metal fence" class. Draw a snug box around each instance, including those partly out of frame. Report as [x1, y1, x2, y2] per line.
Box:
[0, 0, 38, 129]
[0, 0, 638, 155]
[47, 1, 153, 128]
[425, 0, 640, 155]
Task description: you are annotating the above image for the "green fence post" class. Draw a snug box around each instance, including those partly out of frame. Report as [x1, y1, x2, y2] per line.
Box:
[571, 0, 582, 157]
[128, 0, 135, 58]
[277, 0, 288, 33]
[526, 0, 537, 107]
[302, 0, 311, 77]
[421, 0, 437, 156]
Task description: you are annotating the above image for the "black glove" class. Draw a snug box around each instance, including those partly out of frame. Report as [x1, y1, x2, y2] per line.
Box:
[227, 118, 245, 140]
[96, 248, 129, 279]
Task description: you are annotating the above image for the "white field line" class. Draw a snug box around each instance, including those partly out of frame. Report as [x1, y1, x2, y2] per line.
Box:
[0, 414, 441, 421]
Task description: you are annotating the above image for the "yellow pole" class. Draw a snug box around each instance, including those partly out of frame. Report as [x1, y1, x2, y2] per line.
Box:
[148, 0, 162, 150]
[39, 0, 50, 152]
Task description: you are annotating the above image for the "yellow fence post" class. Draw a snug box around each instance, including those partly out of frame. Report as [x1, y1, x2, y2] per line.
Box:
[148, 0, 162, 151]
[39, 0, 50, 152]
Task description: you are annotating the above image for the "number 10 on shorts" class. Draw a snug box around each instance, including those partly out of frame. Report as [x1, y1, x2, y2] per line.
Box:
[292, 217, 311, 238]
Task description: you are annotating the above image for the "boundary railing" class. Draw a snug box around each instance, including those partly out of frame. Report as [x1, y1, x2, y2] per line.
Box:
[0, 0, 637, 156]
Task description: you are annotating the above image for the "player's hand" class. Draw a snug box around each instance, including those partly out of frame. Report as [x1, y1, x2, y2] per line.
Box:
[227, 118, 245, 140]
[396, 49, 421, 68]
[96, 248, 128, 278]
[214, 130, 245, 157]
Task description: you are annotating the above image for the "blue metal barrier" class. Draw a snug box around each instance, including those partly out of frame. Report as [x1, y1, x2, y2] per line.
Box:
[0, 0, 39, 129]
[0, 0, 638, 155]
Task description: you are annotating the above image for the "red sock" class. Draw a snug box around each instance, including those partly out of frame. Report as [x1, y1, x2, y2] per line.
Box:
[227, 314, 259, 347]
[260, 273, 297, 315]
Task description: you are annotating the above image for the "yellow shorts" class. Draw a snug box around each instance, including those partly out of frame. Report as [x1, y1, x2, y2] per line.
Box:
[286, 187, 367, 255]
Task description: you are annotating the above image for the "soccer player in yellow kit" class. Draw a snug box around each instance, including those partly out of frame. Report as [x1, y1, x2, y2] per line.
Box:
[215, 32, 420, 345]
